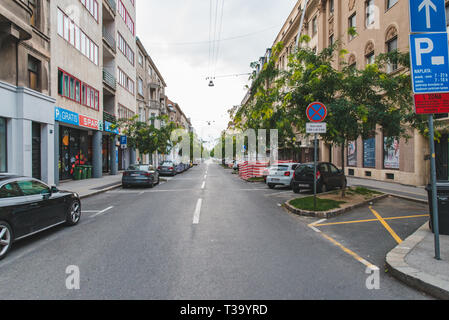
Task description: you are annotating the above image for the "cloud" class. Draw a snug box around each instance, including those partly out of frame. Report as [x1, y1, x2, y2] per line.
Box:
[136, 0, 296, 144]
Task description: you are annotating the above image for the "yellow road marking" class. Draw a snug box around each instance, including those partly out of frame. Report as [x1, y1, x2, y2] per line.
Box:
[369, 206, 403, 244]
[314, 214, 429, 227]
[320, 233, 378, 270]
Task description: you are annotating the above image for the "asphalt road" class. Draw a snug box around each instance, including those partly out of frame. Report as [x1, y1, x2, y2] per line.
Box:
[0, 163, 430, 299]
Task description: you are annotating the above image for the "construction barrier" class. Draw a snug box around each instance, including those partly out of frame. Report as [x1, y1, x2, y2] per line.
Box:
[238, 160, 293, 181]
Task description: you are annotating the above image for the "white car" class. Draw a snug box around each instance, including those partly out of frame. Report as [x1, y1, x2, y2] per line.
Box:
[266, 163, 300, 189]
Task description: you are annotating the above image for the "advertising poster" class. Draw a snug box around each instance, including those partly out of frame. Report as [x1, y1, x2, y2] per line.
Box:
[347, 141, 357, 167]
[363, 138, 376, 168]
[384, 137, 400, 169]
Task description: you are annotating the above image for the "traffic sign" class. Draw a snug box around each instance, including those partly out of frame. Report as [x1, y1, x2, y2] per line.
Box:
[409, 0, 447, 33]
[306, 102, 327, 123]
[414, 93, 449, 114]
[306, 123, 327, 134]
[410, 32, 449, 94]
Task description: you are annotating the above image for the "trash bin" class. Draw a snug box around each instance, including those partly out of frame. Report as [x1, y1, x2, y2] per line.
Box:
[87, 166, 92, 179]
[426, 182, 449, 236]
[74, 166, 82, 180]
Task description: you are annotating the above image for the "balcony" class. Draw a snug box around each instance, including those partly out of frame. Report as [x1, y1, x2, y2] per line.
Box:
[104, 0, 116, 13]
[103, 69, 116, 91]
[103, 26, 116, 53]
[149, 100, 161, 110]
[103, 111, 117, 124]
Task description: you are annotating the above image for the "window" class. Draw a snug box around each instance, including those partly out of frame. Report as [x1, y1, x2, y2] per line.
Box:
[0, 183, 22, 198]
[118, 0, 135, 35]
[329, 164, 339, 174]
[0, 118, 6, 173]
[29, 0, 39, 28]
[57, 8, 99, 65]
[329, 0, 334, 14]
[79, 0, 99, 22]
[387, 37, 398, 72]
[150, 113, 156, 126]
[117, 32, 135, 66]
[28, 56, 40, 92]
[118, 68, 135, 95]
[138, 78, 144, 96]
[366, 0, 375, 27]
[138, 53, 143, 66]
[118, 104, 135, 120]
[349, 13, 357, 40]
[329, 34, 334, 47]
[312, 16, 318, 36]
[366, 51, 375, 65]
[17, 180, 50, 196]
[387, 0, 398, 10]
[58, 68, 100, 110]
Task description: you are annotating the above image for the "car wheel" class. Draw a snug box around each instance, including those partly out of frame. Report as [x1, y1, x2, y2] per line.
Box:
[66, 200, 81, 226]
[268, 184, 275, 189]
[292, 186, 300, 194]
[0, 221, 13, 261]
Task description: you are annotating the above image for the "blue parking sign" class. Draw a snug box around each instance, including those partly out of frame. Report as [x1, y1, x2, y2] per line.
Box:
[410, 33, 449, 93]
[409, 0, 447, 33]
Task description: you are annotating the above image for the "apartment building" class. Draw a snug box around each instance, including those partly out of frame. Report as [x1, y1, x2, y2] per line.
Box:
[136, 36, 167, 166]
[243, 0, 449, 186]
[0, 0, 56, 184]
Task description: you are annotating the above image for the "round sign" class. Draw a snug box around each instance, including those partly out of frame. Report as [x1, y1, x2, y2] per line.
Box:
[306, 102, 327, 123]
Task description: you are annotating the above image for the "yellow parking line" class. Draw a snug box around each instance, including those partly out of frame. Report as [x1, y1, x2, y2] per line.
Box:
[314, 214, 429, 227]
[369, 206, 403, 244]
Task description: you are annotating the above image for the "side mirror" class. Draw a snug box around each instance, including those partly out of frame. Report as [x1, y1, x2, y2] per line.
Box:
[51, 186, 59, 194]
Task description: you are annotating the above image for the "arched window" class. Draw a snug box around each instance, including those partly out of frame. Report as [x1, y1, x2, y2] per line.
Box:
[365, 41, 375, 66]
[385, 25, 398, 72]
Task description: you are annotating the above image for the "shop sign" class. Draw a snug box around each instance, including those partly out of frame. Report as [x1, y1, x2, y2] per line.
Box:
[104, 121, 119, 134]
[79, 115, 99, 130]
[55, 107, 79, 126]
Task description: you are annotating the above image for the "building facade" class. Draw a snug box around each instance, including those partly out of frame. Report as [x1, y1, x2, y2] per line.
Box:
[242, 0, 449, 186]
[0, 0, 56, 185]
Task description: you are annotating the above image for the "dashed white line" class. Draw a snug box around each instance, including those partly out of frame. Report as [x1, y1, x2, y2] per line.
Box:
[201, 181, 206, 189]
[90, 206, 114, 218]
[193, 199, 203, 224]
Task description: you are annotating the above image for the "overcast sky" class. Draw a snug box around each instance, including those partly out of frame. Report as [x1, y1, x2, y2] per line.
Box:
[136, 0, 296, 147]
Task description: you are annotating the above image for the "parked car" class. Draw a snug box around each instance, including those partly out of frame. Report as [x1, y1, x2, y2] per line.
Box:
[122, 164, 160, 188]
[266, 163, 300, 189]
[0, 175, 81, 260]
[262, 166, 279, 182]
[291, 162, 347, 194]
[158, 161, 177, 176]
[175, 163, 184, 174]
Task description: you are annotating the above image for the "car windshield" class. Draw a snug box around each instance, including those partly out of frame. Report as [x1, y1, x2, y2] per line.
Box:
[128, 165, 151, 171]
[161, 162, 173, 166]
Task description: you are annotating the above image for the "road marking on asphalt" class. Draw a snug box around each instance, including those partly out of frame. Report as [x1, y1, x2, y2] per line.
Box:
[369, 206, 403, 244]
[193, 199, 203, 224]
[201, 181, 206, 189]
[314, 214, 429, 227]
[90, 206, 114, 218]
[320, 233, 379, 271]
[308, 219, 326, 233]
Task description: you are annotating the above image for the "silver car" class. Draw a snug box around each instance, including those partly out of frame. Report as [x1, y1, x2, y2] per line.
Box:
[266, 163, 300, 189]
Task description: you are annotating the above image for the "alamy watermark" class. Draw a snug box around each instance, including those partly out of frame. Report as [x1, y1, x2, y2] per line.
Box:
[66, 265, 80, 290]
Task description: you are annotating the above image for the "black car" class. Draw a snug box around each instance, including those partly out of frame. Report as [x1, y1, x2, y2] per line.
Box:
[291, 162, 347, 194]
[158, 161, 177, 176]
[0, 175, 81, 260]
[122, 164, 160, 188]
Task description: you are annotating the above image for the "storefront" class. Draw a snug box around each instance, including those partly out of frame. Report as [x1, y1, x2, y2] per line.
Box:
[0, 117, 6, 173]
[55, 107, 101, 181]
[102, 121, 119, 174]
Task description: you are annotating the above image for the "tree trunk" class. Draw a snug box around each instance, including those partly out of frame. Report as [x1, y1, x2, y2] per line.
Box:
[341, 141, 346, 198]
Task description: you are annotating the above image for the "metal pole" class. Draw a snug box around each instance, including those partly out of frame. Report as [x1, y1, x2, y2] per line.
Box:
[314, 133, 317, 211]
[295, 0, 309, 49]
[428, 115, 441, 260]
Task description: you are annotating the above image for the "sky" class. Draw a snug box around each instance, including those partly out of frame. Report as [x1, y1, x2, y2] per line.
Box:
[136, 0, 297, 148]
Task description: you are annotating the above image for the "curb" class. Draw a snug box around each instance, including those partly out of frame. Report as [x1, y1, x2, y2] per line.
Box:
[79, 184, 122, 200]
[284, 194, 388, 219]
[386, 223, 449, 300]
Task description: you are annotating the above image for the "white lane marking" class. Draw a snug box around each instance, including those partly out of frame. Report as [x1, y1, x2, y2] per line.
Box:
[204, 175, 207, 179]
[308, 219, 327, 233]
[193, 199, 203, 224]
[201, 181, 206, 189]
[82, 210, 99, 213]
[90, 206, 114, 218]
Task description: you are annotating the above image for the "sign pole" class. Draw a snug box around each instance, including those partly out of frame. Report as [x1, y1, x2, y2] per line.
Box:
[314, 133, 317, 211]
[428, 115, 441, 260]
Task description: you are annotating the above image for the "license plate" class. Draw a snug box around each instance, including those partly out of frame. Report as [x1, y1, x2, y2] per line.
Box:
[131, 174, 140, 177]
[272, 179, 280, 182]
[298, 184, 309, 188]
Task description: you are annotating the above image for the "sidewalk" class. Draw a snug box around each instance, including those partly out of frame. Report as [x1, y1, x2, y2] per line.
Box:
[387, 223, 449, 300]
[58, 174, 122, 199]
[347, 176, 427, 202]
